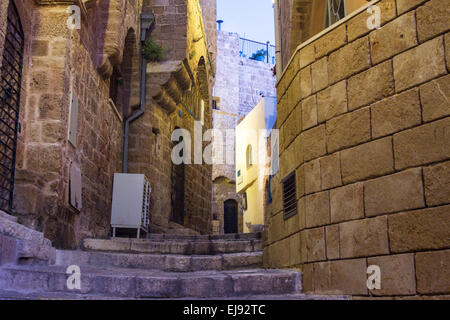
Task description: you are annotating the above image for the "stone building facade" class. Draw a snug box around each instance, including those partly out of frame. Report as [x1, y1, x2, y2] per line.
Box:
[212, 30, 276, 234]
[266, 0, 450, 298]
[0, 0, 215, 248]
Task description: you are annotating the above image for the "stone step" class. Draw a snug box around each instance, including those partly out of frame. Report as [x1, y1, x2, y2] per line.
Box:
[0, 290, 348, 300]
[83, 237, 262, 255]
[56, 250, 262, 272]
[0, 265, 301, 299]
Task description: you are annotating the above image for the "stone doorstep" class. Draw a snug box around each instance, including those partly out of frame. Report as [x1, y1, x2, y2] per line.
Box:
[55, 250, 263, 272]
[0, 265, 302, 299]
[0, 216, 56, 265]
[0, 210, 18, 223]
[83, 238, 262, 255]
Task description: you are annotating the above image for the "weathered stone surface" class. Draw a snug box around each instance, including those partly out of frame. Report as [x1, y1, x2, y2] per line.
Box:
[311, 57, 328, 93]
[396, 0, 427, 14]
[320, 153, 342, 190]
[288, 232, 302, 266]
[328, 37, 370, 84]
[232, 271, 299, 295]
[305, 191, 330, 228]
[367, 254, 416, 296]
[393, 117, 450, 170]
[302, 95, 317, 130]
[394, 37, 446, 92]
[302, 125, 326, 162]
[446, 33, 450, 70]
[315, 24, 347, 59]
[326, 108, 371, 153]
[423, 160, 450, 206]
[304, 159, 321, 194]
[415, 249, 450, 294]
[364, 168, 425, 216]
[317, 80, 347, 123]
[371, 88, 421, 138]
[347, 0, 397, 41]
[298, 44, 315, 69]
[325, 225, 339, 260]
[348, 60, 395, 111]
[296, 165, 305, 199]
[340, 216, 389, 258]
[303, 227, 326, 262]
[420, 74, 450, 122]
[341, 137, 394, 184]
[330, 182, 364, 223]
[369, 12, 417, 64]
[312, 259, 367, 295]
[300, 66, 312, 99]
[416, 0, 450, 42]
[389, 205, 450, 252]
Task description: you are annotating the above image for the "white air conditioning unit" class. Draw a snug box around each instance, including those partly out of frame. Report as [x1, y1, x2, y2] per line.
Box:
[111, 173, 151, 238]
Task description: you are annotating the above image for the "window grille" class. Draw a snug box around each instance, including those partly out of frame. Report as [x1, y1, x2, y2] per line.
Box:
[325, 0, 347, 28]
[282, 171, 297, 219]
[0, 1, 24, 212]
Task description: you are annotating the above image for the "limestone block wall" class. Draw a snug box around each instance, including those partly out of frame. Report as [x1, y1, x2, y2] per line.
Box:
[0, 0, 143, 248]
[265, 0, 450, 298]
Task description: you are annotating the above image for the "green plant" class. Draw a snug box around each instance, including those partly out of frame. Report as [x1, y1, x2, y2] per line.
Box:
[142, 38, 166, 62]
[249, 49, 267, 61]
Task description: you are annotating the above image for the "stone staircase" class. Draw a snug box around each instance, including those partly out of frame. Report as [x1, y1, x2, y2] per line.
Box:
[0, 216, 347, 300]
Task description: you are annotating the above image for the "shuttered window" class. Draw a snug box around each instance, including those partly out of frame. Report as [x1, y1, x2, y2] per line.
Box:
[282, 171, 297, 219]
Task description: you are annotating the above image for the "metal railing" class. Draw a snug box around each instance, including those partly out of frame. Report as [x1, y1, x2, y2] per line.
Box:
[239, 38, 276, 65]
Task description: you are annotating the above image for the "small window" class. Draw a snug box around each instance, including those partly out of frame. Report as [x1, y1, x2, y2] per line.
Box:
[212, 97, 220, 110]
[282, 171, 297, 219]
[324, 0, 347, 28]
[246, 145, 253, 169]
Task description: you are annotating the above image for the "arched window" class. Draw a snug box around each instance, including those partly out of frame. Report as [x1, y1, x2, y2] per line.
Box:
[246, 144, 253, 169]
[0, 0, 24, 212]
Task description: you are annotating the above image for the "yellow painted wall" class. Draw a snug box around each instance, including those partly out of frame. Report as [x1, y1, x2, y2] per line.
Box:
[235, 99, 267, 233]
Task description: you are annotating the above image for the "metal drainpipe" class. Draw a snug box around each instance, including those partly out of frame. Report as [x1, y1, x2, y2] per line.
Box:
[273, 0, 282, 81]
[123, 14, 155, 173]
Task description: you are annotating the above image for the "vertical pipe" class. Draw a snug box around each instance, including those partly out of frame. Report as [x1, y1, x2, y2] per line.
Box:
[273, 0, 282, 80]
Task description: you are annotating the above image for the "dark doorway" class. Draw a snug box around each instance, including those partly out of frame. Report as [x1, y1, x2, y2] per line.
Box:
[171, 134, 185, 225]
[224, 199, 238, 234]
[0, 1, 24, 213]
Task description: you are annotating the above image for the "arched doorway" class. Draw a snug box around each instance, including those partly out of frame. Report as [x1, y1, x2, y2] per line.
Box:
[0, 0, 24, 213]
[224, 199, 238, 234]
[171, 131, 185, 225]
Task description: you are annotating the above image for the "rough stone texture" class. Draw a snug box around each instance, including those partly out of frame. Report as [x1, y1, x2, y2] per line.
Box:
[393, 37, 447, 92]
[304, 159, 321, 194]
[311, 57, 328, 93]
[301, 125, 326, 162]
[316, 80, 347, 123]
[396, 0, 427, 14]
[341, 137, 394, 184]
[303, 227, 326, 262]
[305, 192, 330, 228]
[420, 74, 450, 122]
[325, 225, 339, 260]
[446, 33, 450, 70]
[302, 95, 317, 130]
[369, 12, 417, 64]
[330, 183, 364, 223]
[371, 88, 422, 138]
[394, 117, 450, 170]
[389, 205, 450, 253]
[423, 161, 450, 206]
[367, 254, 416, 296]
[320, 153, 342, 190]
[348, 60, 395, 111]
[415, 249, 450, 294]
[299, 66, 312, 99]
[364, 168, 425, 217]
[328, 37, 369, 84]
[416, 0, 450, 42]
[326, 108, 371, 153]
[340, 216, 389, 259]
[314, 24, 347, 59]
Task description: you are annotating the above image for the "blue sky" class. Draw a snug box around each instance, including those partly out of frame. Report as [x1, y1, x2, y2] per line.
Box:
[217, 0, 276, 44]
